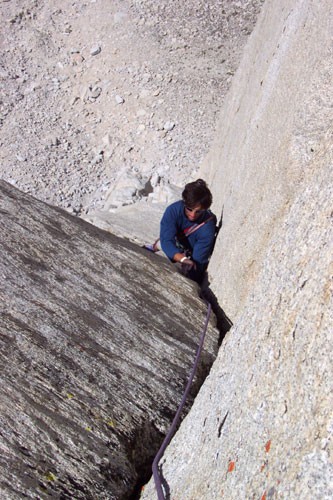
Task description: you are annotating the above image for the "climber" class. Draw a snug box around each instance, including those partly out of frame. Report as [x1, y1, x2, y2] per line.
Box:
[159, 179, 216, 285]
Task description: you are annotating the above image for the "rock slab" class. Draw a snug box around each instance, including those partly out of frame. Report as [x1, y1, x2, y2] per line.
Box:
[0, 181, 218, 499]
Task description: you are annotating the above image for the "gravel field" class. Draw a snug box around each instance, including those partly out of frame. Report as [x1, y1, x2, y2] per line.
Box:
[0, 0, 264, 216]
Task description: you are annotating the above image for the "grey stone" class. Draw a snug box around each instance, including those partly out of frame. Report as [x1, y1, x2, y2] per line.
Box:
[115, 94, 125, 104]
[90, 45, 101, 56]
[89, 86, 102, 100]
[163, 121, 175, 132]
[101, 171, 148, 209]
[15, 154, 26, 162]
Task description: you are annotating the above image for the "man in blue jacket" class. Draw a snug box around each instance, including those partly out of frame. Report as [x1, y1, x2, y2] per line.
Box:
[160, 179, 216, 284]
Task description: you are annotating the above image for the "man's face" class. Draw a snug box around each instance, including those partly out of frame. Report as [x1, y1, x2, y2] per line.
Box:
[185, 204, 205, 221]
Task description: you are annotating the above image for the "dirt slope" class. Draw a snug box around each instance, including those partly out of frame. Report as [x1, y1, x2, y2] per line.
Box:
[1, 0, 263, 216]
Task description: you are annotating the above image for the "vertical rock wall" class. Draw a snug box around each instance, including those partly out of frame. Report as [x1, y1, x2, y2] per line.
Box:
[142, 0, 332, 498]
[203, 0, 332, 321]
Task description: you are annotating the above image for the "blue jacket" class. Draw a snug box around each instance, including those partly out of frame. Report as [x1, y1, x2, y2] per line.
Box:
[160, 200, 216, 270]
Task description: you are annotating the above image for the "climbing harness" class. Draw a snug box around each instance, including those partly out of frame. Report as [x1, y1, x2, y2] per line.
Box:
[182, 215, 215, 237]
[152, 301, 212, 500]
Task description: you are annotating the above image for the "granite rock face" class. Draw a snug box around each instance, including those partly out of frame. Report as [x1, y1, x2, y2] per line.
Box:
[0, 181, 218, 499]
[143, 156, 332, 500]
[202, 0, 332, 322]
[142, 0, 332, 498]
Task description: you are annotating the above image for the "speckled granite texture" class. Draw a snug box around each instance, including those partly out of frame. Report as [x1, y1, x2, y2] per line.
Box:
[142, 0, 332, 498]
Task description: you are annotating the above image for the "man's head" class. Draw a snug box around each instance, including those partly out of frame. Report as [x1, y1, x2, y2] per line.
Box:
[182, 179, 213, 221]
[182, 179, 212, 209]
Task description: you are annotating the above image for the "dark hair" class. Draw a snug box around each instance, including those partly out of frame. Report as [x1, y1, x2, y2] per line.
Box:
[182, 179, 212, 209]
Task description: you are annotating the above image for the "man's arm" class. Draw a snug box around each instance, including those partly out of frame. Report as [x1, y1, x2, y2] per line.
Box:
[160, 204, 194, 264]
[160, 205, 181, 260]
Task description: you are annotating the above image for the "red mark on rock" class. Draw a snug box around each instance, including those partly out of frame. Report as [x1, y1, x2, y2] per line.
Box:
[227, 461, 235, 472]
[261, 492, 267, 500]
[265, 440, 271, 453]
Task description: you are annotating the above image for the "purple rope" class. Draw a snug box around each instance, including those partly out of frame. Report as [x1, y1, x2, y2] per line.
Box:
[152, 302, 212, 499]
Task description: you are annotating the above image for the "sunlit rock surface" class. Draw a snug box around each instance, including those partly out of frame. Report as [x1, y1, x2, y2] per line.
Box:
[142, 0, 333, 498]
[0, 180, 218, 499]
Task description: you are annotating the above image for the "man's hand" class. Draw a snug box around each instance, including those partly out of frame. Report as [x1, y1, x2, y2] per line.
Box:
[180, 258, 196, 271]
[173, 253, 196, 270]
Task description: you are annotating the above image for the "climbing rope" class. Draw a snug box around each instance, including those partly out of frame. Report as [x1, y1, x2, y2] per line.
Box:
[152, 301, 212, 499]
